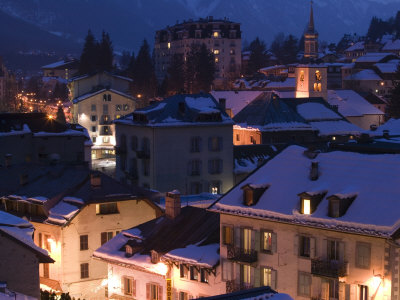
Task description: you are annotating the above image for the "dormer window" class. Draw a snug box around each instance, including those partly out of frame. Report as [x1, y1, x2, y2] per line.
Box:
[241, 183, 270, 206]
[298, 191, 327, 215]
[327, 193, 357, 218]
[302, 199, 311, 214]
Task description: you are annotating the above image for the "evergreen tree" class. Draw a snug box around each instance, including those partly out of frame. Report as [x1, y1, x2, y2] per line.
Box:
[280, 34, 299, 64]
[56, 106, 67, 124]
[395, 11, 400, 38]
[387, 65, 400, 118]
[270, 32, 285, 58]
[79, 30, 98, 75]
[246, 37, 269, 75]
[185, 43, 215, 93]
[120, 51, 132, 71]
[97, 31, 114, 72]
[167, 53, 185, 94]
[131, 39, 157, 98]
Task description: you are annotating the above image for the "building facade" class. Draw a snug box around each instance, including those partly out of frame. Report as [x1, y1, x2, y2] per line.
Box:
[303, 2, 318, 60]
[210, 146, 400, 300]
[154, 17, 242, 89]
[115, 93, 234, 194]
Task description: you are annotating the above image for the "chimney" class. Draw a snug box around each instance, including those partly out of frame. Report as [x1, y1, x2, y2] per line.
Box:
[20, 173, 28, 186]
[91, 173, 101, 188]
[383, 129, 389, 139]
[165, 190, 181, 219]
[4, 154, 12, 168]
[218, 98, 226, 111]
[310, 162, 319, 181]
[151, 250, 160, 264]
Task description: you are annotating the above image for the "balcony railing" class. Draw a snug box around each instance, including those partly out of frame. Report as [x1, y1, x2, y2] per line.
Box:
[227, 245, 258, 263]
[311, 259, 348, 278]
[226, 280, 253, 293]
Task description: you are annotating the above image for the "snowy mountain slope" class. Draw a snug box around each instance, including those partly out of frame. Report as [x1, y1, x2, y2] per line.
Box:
[0, 0, 398, 52]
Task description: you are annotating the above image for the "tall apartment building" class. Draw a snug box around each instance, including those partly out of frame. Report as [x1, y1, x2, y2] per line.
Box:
[154, 17, 242, 89]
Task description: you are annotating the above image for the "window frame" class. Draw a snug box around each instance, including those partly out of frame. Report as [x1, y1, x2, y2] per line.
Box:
[260, 230, 273, 254]
[80, 263, 89, 279]
[355, 242, 371, 269]
[299, 235, 311, 258]
[80, 234, 88, 251]
[222, 225, 234, 246]
[297, 272, 311, 297]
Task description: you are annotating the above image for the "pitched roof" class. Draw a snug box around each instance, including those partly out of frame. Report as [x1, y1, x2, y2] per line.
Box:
[72, 88, 136, 104]
[115, 93, 233, 127]
[94, 206, 220, 271]
[344, 69, 382, 81]
[210, 91, 264, 116]
[328, 90, 384, 117]
[344, 42, 364, 52]
[382, 39, 400, 51]
[355, 52, 395, 63]
[210, 145, 400, 237]
[195, 286, 293, 300]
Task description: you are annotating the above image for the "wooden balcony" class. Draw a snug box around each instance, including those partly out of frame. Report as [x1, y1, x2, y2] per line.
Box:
[227, 245, 257, 264]
[226, 280, 253, 293]
[311, 258, 348, 278]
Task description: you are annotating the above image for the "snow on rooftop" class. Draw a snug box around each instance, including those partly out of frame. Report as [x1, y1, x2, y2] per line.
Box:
[210, 91, 263, 116]
[135, 102, 166, 114]
[93, 232, 167, 275]
[72, 88, 134, 104]
[122, 228, 143, 240]
[328, 90, 384, 117]
[185, 96, 220, 113]
[243, 293, 293, 300]
[33, 129, 86, 137]
[47, 200, 80, 224]
[0, 124, 31, 137]
[62, 196, 84, 205]
[297, 103, 341, 121]
[309, 120, 362, 136]
[266, 78, 295, 89]
[211, 145, 400, 236]
[382, 39, 400, 51]
[163, 243, 219, 268]
[374, 60, 399, 74]
[258, 122, 313, 132]
[356, 53, 392, 63]
[27, 196, 48, 204]
[344, 69, 382, 81]
[42, 60, 70, 69]
[345, 41, 364, 52]
[0, 210, 31, 227]
[373, 118, 400, 136]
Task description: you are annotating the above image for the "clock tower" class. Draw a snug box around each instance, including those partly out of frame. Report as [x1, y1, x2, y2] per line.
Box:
[304, 1, 318, 59]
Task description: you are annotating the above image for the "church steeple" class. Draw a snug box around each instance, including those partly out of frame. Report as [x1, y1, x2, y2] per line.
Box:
[307, 1, 315, 33]
[304, 0, 318, 59]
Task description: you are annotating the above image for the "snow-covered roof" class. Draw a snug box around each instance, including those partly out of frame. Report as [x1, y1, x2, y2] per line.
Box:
[382, 39, 400, 51]
[356, 52, 393, 63]
[210, 145, 400, 237]
[42, 60, 75, 69]
[72, 88, 135, 104]
[373, 118, 400, 136]
[328, 90, 384, 117]
[116, 93, 233, 127]
[297, 103, 342, 121]
[0, 211, 52, 261]
[374, 60, 399, 74]
[266, 77, 295, 89]
[47, 199, 81, 225]
[345, 41, 364, 52]
[210, 91, 264, 116]
[0, 124, 30, 137]
[309, 120, 362, 136]
[163, 243, 219, 268]
[344, 69, 382, 81]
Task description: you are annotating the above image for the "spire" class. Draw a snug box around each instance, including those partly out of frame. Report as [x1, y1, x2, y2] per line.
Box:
[308, 0, 315, 33]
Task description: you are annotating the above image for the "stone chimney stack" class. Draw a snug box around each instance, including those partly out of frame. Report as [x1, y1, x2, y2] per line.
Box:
[310, 161, 319, 181]
[165, 190, 181, 219]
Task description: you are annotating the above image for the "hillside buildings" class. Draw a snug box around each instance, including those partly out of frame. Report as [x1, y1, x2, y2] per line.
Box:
[0, 57, 17, 111]
[94, 192, 225, 300]
[69, 72, 138, 159]
[0, 167, 162, 299]
[42, 59, 79, 80]
[210, 145, 400, 300]
[0, 211, 53, 299]
[115, 93, 234, 194]
[154, 17, 242, 89]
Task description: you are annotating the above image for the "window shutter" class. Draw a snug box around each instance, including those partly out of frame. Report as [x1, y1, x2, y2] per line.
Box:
[271, 232, 277, 253]
[323, 239, 328, 260]
[234, 227, 241, 247]
[218, 137, 223, 151]
[339, 241, 345, 262]
[133, 279, 136, 297]
[101, 232, 107, 245]
[251, 230, 256, 250]
[254, 267, 260, 287]
[158, 285, 163, 300]
[121, 277, 125, 294]
[250, 266, 255, 286]
[271, 269, 277, 290]
[294, 235, 299, 256]
[254, 231, 260, 252]
[350, 284, 356, 300]
[235, 263, 241, 284]
[146, 283, 150, 300]
[310, 237, 316, 258]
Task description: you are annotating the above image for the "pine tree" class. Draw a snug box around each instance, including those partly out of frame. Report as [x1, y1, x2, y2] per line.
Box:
[131, 39, 157, 98]
[98, 31, 114, 72]
[280, 34, 299, 64]
[167, 53, 185, 94]
[387, 64, 400, 118]
[56, 106, 67, 124]
[246, 37, 269, 75]
[79, 30, 98, 75]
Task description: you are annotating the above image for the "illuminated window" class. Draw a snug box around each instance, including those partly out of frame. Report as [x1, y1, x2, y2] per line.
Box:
[180, 264, 188, 278]
[214, 49, 220, 55]
[215, 57, 219, 63]
[303, 199, 311, 214]
[124, 277, 136, 296]
[167, 42, 171, 49]
[222, 226, 233, 245]
[190, 266, 199, 280]
[262, 267, 277, 289]
[240, 264, 252, 285]
[332, 136, 336, 141]
[213, 31, 219, 38]
[200, 269, 209, 283]
[262, 231, 274, 253]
